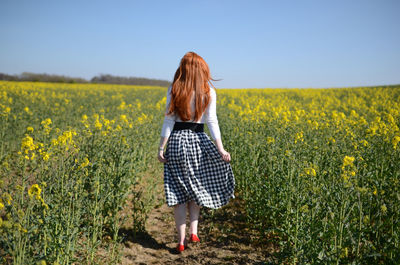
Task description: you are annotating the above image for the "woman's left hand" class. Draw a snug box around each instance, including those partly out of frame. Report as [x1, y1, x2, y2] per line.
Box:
[158, 150, 167, 163]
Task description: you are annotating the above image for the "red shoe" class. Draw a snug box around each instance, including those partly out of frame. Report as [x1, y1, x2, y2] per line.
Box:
[176, 243, 185, 252]
[189, 234, 200, 243]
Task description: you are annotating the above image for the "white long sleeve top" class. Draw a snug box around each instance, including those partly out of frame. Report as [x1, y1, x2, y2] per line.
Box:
[160, 85, 221, 140]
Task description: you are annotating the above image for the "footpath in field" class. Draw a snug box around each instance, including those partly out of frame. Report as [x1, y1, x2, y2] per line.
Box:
[119, 196, 274, 264]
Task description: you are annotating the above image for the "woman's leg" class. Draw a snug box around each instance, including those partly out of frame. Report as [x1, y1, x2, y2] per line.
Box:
[174, 203, 187, 245]
[188, 200, 200, 235]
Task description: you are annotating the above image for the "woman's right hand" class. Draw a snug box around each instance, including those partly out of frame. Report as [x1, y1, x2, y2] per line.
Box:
[218, 149, 231, 162]
[214, 138, 231, 162]
[158, 150, 167, 163]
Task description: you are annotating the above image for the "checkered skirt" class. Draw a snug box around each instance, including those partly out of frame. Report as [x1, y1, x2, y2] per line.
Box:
[164, 129, 235, 209]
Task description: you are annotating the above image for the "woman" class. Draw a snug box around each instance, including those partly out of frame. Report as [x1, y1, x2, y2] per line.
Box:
[158, 51, 235, 253]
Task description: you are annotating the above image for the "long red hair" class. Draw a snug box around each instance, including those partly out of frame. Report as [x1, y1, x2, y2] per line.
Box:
[167, 52, 215, 121]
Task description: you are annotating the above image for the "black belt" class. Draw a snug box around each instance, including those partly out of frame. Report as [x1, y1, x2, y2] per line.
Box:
[173, 122, 204, 133]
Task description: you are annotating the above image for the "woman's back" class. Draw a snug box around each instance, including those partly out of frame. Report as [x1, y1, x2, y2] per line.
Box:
[161, 85, 221, 141]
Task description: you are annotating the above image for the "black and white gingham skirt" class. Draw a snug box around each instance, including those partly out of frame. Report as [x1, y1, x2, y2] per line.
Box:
[164, 129, 235, 209]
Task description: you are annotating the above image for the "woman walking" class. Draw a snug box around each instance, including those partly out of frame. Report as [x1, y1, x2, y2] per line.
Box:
[157, 52, 235, 253]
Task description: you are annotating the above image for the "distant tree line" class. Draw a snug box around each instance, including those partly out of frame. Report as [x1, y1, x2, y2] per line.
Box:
[0, 72, 171, 87]
[0, 72, 88, 83]
[90, 74, 170, 87]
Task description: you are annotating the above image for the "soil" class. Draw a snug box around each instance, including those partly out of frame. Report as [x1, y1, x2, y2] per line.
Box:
[118, 197, 277, 264]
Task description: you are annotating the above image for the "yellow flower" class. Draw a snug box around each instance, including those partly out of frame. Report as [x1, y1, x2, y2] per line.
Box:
[36, 260, 47, 265]
[21, 135, 36, 152]
[342, 173, 350, 183]
[24, 106, 30, 114]
[79, 157, 90, 169]
[363, 215, 370, 225]
[26, 126, 34, 133]
[342, 247, 349, 258]
[94, 119, 102, 130]
[80, 115, 89, 128]
[137, 113, 148, 124]
[392, 136, 400, 149]
[41, 118, 52, 126]
[381, 204, 387, 214]
[103, 119, 110, 127]
[120, 114, 128, 123]
[41, 118, 52, 134]
[3, 193, 12, 205]
[304, 167, 316, 177]
[118, 101, 126, 110]
[266, 137, 275, 144]
[312, 120, 319, 130]
[40, 197, 49, 210]
[28, 184, 42, 199]
[0, 201, 4, 210]
[342, 156, 355, 169]
[300, 204, 309, 213]
[294, 131, 304, 143]
[42, 152, 50, 161]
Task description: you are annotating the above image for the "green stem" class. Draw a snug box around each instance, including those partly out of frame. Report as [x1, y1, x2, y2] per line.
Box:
[357, 192, 362, 257]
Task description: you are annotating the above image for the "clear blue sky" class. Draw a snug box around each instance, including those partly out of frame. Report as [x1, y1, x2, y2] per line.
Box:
[1, 0, 399, 88]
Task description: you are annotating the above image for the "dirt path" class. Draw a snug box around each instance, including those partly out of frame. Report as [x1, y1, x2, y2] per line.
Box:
[118, 198, 275, 264]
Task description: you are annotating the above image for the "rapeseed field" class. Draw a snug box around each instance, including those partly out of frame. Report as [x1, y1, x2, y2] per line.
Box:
[0, 81, 399, 264]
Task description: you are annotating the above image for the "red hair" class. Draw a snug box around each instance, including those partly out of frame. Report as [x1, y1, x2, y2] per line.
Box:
[167, 52, 215, 121]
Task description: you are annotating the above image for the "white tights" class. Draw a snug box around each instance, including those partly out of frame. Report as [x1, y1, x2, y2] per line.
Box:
[174, 200, 200, 245]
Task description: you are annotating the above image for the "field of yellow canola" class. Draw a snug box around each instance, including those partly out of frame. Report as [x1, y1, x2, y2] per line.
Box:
[0, 81, 399, 264]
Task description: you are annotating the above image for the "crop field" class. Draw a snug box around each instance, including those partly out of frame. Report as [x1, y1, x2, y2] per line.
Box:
[0, 81, 399, 264]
